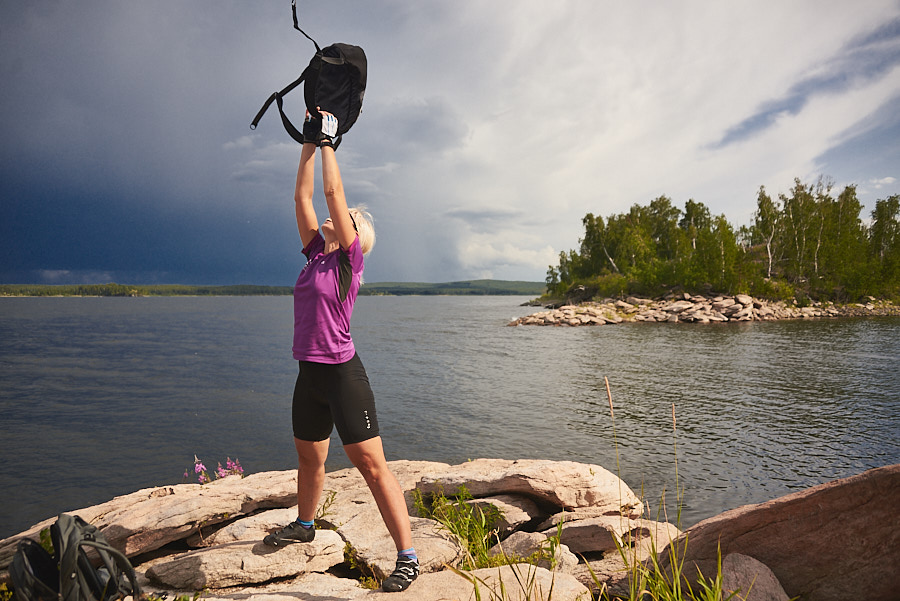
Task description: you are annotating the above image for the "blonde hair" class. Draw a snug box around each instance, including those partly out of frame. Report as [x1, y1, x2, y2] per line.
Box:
[349, 204, 375, 256]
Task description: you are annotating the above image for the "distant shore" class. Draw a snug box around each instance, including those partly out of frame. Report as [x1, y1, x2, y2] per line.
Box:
[0, 280, 546, 298]
[510, 293, 900, 326]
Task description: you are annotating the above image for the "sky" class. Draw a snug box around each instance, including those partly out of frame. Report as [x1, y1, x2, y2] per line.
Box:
[2, 1, 899, 286]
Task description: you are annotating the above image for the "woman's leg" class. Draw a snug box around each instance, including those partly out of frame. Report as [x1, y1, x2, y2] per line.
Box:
[343, 436, 413, 551]
[295, 437, 331, 521]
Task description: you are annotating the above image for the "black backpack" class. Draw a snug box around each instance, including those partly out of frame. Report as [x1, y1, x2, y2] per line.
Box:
[9, 514, 141, 601]
[250, 1, 367, 149]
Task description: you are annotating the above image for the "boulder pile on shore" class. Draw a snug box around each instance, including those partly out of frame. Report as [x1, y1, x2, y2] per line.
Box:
[509, 294, 900, 327]
[1, 460, 897, 601]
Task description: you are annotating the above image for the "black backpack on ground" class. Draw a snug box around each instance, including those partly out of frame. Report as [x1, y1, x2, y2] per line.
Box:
[9, 514, 141, 601]
[250, 0, 367, 149]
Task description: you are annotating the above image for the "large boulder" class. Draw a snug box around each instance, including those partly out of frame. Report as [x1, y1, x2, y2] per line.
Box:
[145, 529, 345, 590]
[415, 459, 643, 517]
[0, 470, 298, 566]
[655, 464, 900, 601]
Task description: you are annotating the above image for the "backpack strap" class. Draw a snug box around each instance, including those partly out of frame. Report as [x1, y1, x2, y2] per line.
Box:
[54, 515, 141, 601]
[291, 0, 320, 52]
[250, 67, 309, 136]
[10, 539, 59, 601]
[249, 55, 345, 150]
[78, 539, 141, 601]
[249, 3, 352, 144]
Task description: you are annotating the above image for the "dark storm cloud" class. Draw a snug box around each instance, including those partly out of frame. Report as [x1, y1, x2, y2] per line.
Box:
[2, 2, 898, 285]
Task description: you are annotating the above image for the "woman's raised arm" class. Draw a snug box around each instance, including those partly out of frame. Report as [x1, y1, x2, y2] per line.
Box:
[319, 123, 357, 250]
[294, 142, 319, 249]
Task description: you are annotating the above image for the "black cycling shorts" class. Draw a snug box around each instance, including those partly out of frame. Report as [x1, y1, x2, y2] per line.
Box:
[292, 353, 380, 445]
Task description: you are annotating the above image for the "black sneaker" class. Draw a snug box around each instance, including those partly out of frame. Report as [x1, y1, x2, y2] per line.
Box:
[263, 521, 315, 547]
[381, 557, 419, 592]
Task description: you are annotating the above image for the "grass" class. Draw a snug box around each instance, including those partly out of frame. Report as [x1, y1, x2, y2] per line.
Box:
[414, 485, 567, 573]
[413, 484, 503, 570]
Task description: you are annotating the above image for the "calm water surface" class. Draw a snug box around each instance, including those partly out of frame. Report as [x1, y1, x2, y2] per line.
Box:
[1, 296, 898, 538]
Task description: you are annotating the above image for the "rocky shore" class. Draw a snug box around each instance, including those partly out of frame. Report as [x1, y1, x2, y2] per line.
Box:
[509, 294, 900, 327]
[2, 459, 897, 601]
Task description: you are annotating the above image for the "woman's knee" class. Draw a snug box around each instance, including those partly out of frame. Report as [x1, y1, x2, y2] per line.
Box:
[295, 437, 329, 469]
[345, 437, 387, 480]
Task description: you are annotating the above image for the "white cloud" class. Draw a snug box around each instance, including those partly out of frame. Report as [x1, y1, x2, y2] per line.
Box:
[870, 176, 897, 188]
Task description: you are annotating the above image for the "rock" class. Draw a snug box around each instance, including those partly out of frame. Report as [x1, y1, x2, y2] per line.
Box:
[415, 458, 643, 517]
[731, 306, 754, 319]
[722, 302, 743, 316]
[655, 463, 900, 601]
[467, 494, 547, 536]
[489, 531, 579, 573]
[339, 510, 464, 580]
[187, 507, 297, 547]
[664, 300, 695, 313]
[145, 529, 345, 590]
[0, 470, 299, 565]
[511, 296, 900, 326]
[319, 460, 450, 527]
[712, 298, 734, 310]
[440, 563, 590, 601]
[198, 572, 369, 601]
[721, 553, 789, 601]
[537, 511, 681, 555]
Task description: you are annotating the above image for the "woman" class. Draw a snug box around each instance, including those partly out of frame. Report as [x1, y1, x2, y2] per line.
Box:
[262, 112, 418, 593]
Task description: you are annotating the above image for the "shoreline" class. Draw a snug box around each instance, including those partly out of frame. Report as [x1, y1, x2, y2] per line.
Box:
[510, 293, 900, 326]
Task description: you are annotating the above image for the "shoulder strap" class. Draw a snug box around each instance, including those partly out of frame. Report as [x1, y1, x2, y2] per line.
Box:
[55, 515, 141, 601]
[292, 0, 320, 52]
[250, 67, 309, 133]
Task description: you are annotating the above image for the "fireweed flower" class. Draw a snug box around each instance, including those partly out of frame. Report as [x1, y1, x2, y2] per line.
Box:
[186, 455, 244, 485]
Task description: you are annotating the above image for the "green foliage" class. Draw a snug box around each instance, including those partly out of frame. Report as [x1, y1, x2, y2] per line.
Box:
[413, 485, 504, 570]
[39, 527, 54, 555]
[343, 542, 380, 589]
[0, 583, 13, 601]
[316, 489, 337, 523]
[548, 177, 900, 303]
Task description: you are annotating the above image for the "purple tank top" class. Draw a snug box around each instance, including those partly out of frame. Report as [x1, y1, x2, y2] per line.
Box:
[292, 233, 364, 363]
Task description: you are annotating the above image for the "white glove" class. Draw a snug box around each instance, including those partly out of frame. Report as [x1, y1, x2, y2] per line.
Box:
[321, 113, 338, 138]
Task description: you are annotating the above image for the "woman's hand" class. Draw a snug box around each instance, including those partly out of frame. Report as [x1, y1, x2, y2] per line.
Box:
[318, 110, 339, 148]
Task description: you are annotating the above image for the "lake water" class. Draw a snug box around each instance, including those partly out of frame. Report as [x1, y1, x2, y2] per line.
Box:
[1, 296, 898, 539]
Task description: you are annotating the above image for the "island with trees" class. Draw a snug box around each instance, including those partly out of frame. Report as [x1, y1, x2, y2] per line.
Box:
[545, 177, 899, 305]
